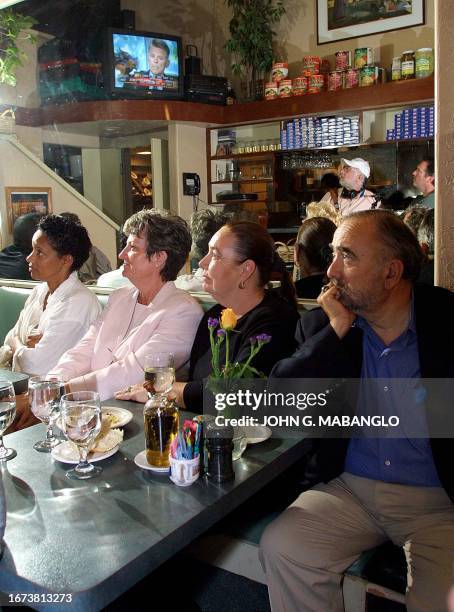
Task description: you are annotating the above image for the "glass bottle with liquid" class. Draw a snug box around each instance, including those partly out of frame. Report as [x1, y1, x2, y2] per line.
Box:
[144, 394, 179, 468]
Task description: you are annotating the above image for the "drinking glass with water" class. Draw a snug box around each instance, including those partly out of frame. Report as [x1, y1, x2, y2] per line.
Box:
[0, 380, 16, 461]
[60, 391, 102, 480]
[28, 375, 64, 453]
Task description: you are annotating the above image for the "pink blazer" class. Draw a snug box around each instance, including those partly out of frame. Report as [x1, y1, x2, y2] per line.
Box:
[51, 282, 203, 400]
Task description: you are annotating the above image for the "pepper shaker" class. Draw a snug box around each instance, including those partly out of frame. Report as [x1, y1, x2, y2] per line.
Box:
[205, 422, 235, 483]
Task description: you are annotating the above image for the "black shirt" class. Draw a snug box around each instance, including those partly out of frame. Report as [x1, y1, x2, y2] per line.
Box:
[183, 291, 299, 411]
[0, 245, 32, 280]
[294, 274, 326, 299]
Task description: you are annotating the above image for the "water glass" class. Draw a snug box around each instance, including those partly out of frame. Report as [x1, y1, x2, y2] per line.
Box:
[60, 391, 102, 480]
[0, 380, 16, 461]
[144, 353, 175, 396]
[28, 375, 64, 453]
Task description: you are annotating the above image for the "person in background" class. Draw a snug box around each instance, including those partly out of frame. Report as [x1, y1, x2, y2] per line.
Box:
[402, 205, 427, 237]
[96, 231, 132, 289]
[50, 211, 203, 401]
[175, 209, 228, 292]
[412, 158, 435, 209]
[321, 158, 381, 216]
[60, 212, 112, 283]
[384, 189, 406, 211]
[0, 213, 42, 280]
[294, 217, 336, 299]
[417, 208, 435, 285]
[116, 221, 299, 410]
[262, 210, 454, 612]
[0, 215, 101, 374]
[320, 172, 340, 208]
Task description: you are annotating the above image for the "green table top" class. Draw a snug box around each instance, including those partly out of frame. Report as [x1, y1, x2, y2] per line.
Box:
[0, 399, 308, 611]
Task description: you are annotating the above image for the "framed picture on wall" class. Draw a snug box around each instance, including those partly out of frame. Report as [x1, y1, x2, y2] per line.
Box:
[317, 0, 425, 45]
[5, 187, 52, 232]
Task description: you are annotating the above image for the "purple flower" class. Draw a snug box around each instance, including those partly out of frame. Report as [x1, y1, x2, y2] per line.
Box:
[256, 333, 272, 344]
[217, 329, 226, 338]
[208, 317, 219, 328]
[249, 336, 257, 344]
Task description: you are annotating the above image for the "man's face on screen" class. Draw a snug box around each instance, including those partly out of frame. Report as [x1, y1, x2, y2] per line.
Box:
[148, 45, 169, 75]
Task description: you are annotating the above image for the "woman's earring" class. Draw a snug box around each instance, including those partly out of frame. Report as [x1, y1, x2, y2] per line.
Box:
[239, 280, 246, 290]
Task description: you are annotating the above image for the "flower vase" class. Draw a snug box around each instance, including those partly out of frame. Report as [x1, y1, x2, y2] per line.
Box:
[232, 426, 247, 461]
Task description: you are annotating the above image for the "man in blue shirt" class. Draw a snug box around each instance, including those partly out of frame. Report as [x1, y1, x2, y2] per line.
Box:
[262, 210, 454, 612]
[412, 158, 435, 209]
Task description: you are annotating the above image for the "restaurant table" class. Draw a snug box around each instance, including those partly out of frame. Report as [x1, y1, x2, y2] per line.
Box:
[0, 400, 309, 611]
[0, 369, 29, 395]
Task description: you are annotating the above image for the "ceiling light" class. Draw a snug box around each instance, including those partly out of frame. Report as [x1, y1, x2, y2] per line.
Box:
[137, 150, 151, 155]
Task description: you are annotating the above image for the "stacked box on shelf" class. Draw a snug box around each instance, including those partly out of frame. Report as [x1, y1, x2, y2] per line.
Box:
[279, 114, 360, 150]
[391, 105, 434, 140]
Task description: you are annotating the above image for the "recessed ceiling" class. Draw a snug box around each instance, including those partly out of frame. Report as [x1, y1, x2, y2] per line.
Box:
[43, 120, 169, 138]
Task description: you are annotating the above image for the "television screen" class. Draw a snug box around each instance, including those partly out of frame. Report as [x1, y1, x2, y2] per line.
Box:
[106, 28, 183, 99]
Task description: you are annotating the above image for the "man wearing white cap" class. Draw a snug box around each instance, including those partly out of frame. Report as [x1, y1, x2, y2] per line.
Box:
[321, 158, 381, 216]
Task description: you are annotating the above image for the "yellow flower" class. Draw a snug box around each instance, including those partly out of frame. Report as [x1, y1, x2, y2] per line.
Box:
[220, 308, 237, 330]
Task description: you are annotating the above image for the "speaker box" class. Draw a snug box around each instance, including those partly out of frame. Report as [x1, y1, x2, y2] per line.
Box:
[185, 55, 201, 76]
[121, 9, 135, 30]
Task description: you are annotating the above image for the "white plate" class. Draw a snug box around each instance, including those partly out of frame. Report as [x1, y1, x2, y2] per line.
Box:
[102, 406, 134, 428]
[51, 441, 120, 464]
[134, 450, 169, 473]
[242, 425, 272, 445]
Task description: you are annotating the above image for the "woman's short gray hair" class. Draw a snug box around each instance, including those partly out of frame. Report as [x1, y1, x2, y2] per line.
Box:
[123, 210, 192, 281]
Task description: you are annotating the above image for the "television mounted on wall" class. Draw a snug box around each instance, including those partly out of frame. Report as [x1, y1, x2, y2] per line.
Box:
[105, 27, 184, 100]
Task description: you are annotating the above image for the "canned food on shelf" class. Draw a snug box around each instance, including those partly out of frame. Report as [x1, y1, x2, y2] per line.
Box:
[335, 51, 351, 71]
[415, 48, 433, 79]
[344, 68, 360, 88]
[271, 62, 288, 82]
[401, 50, 415, 79]
[360, 66, 378, 87]
[392, 56, 402, 81]
[354, 47, 374, 69]
[292, 76, 307, 96]
[264, 82, 279, 100]
[302, 56, 321, 76]
[308, 74, 324, 94]
[278, 79, 293, 97]
[328, 70, 344, 91]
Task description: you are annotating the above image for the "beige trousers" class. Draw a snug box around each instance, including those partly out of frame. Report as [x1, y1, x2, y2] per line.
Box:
[259, 473, 454, 612]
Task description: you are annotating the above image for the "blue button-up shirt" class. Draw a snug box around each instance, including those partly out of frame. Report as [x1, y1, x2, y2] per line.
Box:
[344, 298, 441, 486]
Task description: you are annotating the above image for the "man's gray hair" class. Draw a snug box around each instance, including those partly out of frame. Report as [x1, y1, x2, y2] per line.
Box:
[345, 210, 424, 282]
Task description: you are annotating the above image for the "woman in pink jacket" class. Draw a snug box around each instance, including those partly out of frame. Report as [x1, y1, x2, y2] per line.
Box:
[50, 211, 203, 400]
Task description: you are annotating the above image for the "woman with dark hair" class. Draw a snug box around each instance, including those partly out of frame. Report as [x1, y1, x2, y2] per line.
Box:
[117, 221, 299, 410]
[294, 217, 336, 299]
[50, 211, 203, 400]
[0, 214, 101, 375]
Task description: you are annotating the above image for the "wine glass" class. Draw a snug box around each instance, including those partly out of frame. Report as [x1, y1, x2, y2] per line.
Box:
[29, 375, 64, 452]
[60, 391, 102, 480]
[0, 380, 17, 461]
[144, 353, 175, 396]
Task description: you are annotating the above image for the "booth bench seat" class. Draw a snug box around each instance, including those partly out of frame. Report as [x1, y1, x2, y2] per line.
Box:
[0, 281, 317, 345]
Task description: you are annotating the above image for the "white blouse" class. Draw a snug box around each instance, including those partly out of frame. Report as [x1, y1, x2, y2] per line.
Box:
[3, 272, 102, 375]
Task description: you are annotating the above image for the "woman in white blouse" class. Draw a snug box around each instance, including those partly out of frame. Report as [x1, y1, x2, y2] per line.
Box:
[0, 215, 102, 375]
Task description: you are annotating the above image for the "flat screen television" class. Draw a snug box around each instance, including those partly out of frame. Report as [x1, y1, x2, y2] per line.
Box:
[105, 27, 184, 100]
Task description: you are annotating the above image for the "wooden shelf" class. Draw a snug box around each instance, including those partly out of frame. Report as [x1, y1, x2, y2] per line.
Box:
[211, 152, 274, 160]
[222, 77, 434, 125]
[212, 178, 273, 184]
[15, 76, 434, 129]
